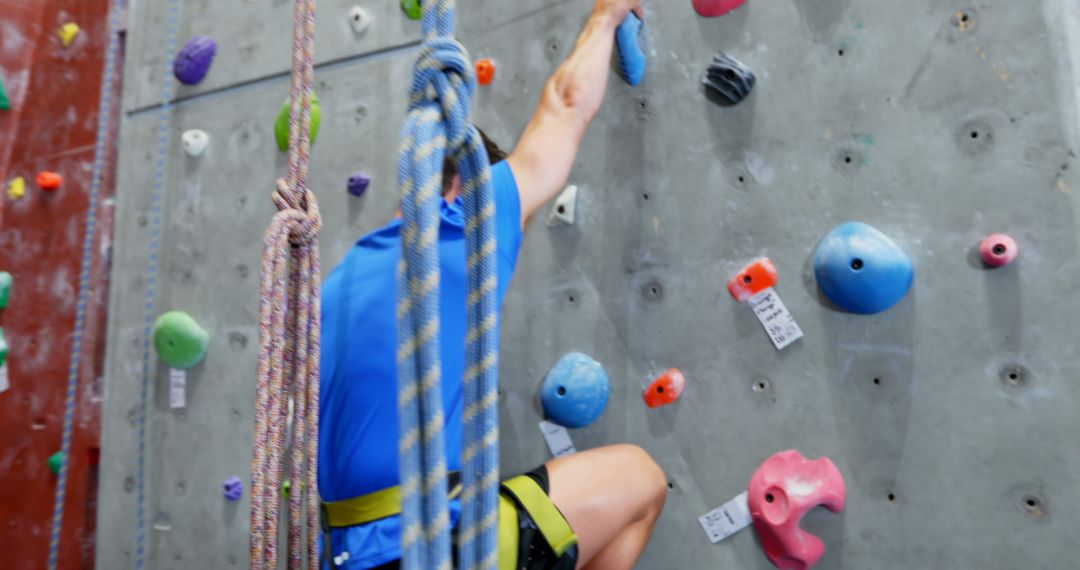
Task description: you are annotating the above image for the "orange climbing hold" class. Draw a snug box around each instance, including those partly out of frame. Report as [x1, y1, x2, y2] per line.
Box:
[476, 59, 495, 86]
[644, 368, 686, 408]
[727, 257, 778, 302]
[36, 171, 63, 191]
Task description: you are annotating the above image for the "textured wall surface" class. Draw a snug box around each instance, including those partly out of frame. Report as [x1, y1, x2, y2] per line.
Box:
[99, 0, 1080, 568]
[0, 1, 119, 568]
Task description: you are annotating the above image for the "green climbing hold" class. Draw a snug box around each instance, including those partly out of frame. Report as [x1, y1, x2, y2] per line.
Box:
[0, 73, 10, 111]
[274, 91, 322, 152]
[0, 271, 12, 309]
[401, 0, 422, 20]
[0, 328, 8, 369]
[49, 451, 65, 474]
[152, 311, 210, 369]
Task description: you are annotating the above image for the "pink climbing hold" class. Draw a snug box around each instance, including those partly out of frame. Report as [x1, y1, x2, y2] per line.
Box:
[979, 234, 1018, 267]
[748, 450, 846, 570]
[693, 0, 747, 18]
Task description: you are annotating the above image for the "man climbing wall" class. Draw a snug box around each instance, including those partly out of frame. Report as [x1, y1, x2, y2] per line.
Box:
[318, 0, 667, 568]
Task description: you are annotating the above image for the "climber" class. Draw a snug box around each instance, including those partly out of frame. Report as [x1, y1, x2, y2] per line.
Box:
[319, 0, 666, 568]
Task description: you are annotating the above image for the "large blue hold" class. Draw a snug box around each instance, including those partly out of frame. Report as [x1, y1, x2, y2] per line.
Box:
[813, 222, 914, 314]
[616, 13, 646, 86]
[541, 352, 610, 429]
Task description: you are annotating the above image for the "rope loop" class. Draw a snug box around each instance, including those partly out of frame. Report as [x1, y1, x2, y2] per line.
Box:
[409, 37, 476, 150]
[273, 179, 322, 247]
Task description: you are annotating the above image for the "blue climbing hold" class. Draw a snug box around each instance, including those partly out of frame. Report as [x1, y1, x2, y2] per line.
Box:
[616, 13, 646, 86]
[541, 352, 610, 429]
[813, 222, 914, 314]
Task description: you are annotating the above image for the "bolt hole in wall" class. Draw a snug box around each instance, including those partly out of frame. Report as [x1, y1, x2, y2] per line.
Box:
[850, 258, 864, 271]
[765, 493, 775, 503]
[752, 379, 770, 392]
[887, 492, 896, 503]
[557, 386, 567, 396]
[1000, 364, 1029, 387]
[872, 377, 881, 386]
[1022, 495, 1047, 518]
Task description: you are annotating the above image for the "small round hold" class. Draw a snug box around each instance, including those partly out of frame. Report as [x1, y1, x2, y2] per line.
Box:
[48, 451, 65, 474]
[7, 176, 26, 200]
[182, 129, 209, 157]
[347, 172, 371, 197]
[174, 36, 218, 85]
[476, 59, 496, 86]
[541, 352, 610, 429]
[349, 7, 372, 34]
[152, 311, 210, 369]
[980, 234, 1018, 267]
[275, 92, 322, 151]
[58, 23, 81, 48]
[222, 476, 244, 501]
[36, 171, 63, 191]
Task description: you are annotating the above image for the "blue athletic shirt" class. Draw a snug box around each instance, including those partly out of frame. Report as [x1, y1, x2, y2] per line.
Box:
[319, 161, 523, 569]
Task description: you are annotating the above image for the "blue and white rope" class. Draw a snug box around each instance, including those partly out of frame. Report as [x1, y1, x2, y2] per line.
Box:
[397, 0, 500, 569]
[133, 1, 181, 568]
[47, 1, 125, 568]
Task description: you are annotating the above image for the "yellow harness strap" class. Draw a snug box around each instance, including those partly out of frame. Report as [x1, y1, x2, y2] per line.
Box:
[500, 476, 578, 558]
[322, 479, 463, 528]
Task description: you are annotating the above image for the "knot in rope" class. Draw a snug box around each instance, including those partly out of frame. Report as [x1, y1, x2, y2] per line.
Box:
[409, 37, 477, 150]
[273, 179, 322, 247]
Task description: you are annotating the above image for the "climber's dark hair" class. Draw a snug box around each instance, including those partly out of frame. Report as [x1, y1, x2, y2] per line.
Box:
[442, 128, 507, 195]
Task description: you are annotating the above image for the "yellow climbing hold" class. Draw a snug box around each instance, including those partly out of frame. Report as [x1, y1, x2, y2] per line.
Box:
[59, 23, 81, 48]
[6, 177, 26, 201]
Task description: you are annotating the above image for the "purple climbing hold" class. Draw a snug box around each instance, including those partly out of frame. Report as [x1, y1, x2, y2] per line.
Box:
[174, 36, 218, 85]
[223, 476, 244, 501]
[347, 172, 371, 197]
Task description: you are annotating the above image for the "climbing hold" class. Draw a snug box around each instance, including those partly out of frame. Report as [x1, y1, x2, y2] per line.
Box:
[0, 73, 10, 110]
[748, 450, 846, 570]
[693, 0, 747, 17]
[644, 368, 686, 408]
[476, 59, 496, 86]
[58, 23, 81, 48]
[813, 222, 914, 314]
[980, 233, 1018, 267]
[401, 0, 422, 20]
[727, 258, 778, 302]
[541, 352, 610, 429]
[174, 36, 218, 85]
[349, 6, 372, 33]
[616, 13, 646, 86]
[6, 176, 25, 200]
[347, 172, 371, 197]
[0, 271, 12, 310]
[274, 91, 322, 151]
[705, 53, 755, 105]
[48, 451, 66, 475]
[182, 129, 210, 157]
[546, 185, 578, 227]
[36, 171, 63, 191]
[0, 328, 8, 368]
[223, 476, 244, 501]
[152, 311, 210, 369]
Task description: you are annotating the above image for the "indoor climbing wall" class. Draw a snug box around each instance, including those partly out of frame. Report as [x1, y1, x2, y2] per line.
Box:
[98, 0, 1080, 568]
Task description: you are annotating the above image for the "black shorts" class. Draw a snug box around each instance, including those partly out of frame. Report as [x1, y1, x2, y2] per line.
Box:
[371, 465, 577, 570]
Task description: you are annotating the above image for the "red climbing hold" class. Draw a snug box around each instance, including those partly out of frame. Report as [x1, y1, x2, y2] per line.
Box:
[36, 171, 62, 191]
[980, 234, 1018, 267]
[644, 368, 685, 408]
[476, 59, 495, 86]
[748, 450, 846, 570]
[693, 0, 746, 18]
[728, 258, 778, 302]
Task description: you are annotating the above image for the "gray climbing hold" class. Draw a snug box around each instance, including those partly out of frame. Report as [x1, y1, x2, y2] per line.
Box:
[547, 185, 578, 227]
[349, 6, 372, 34]
[704, 53, 755, 105]
[182, 130, 209, 157]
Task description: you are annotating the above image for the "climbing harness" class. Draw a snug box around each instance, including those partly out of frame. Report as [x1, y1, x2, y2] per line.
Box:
[250, 0, 322, 567]
[46, 1, 125, 568]
[395, 0, 501, 568]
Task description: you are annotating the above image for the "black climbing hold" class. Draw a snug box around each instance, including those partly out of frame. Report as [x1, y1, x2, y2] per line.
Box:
[704, 53, 755, 106]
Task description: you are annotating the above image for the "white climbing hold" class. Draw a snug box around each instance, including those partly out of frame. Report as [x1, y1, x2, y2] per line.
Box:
[547, 185, 578, 227]
[182, 129, 209, 157]
[349, 7, 372, 34]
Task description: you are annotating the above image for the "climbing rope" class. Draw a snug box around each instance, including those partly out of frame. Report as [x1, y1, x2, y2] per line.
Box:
[250, 0, 322, 568]
[397, 1, 500, 569]
[47, 1, 125, 568]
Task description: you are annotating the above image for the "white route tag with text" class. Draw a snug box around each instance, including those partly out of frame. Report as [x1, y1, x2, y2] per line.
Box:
[699, 491, 752, 544]
[748, 288, 803, 350]
[539, 420, 576, 457]
[169, 368, 187, 409]
[0, 363, 9, 394]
